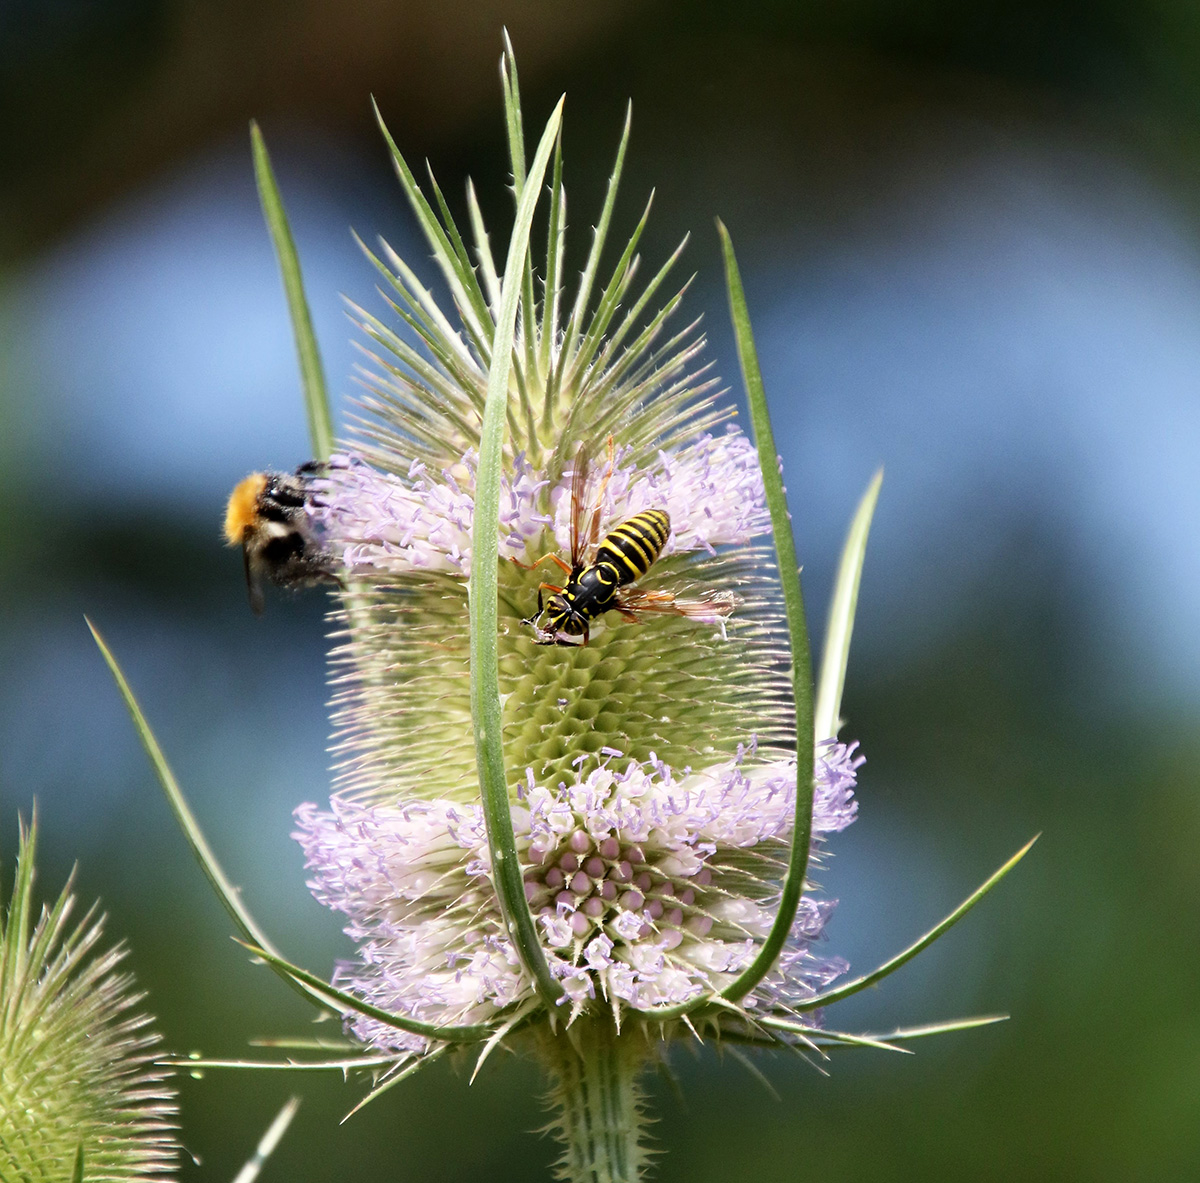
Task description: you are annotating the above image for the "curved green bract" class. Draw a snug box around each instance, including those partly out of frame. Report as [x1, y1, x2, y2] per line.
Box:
[230, 1097, 302, 1182]
[793, 835, 1039, 1011]
[90, 620, 495, 1043]
[177, 1055, 396, 1071]
[88, 621, 282, 960]
[715, 222, 815, 1004]
[470, 98, 566, 1007]
[236, 941, 496, 1043]
[250, 123, 334, 461]
[814, 469, 882, 742]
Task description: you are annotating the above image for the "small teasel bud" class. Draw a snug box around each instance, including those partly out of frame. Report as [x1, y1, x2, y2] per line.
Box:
[0, 815, 178, 1180]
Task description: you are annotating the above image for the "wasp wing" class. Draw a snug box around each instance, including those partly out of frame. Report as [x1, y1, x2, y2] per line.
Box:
[615, 587, 739, 622]
[568, 441, 593, 568]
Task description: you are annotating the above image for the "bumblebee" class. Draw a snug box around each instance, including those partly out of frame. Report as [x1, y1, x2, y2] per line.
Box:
[223, 462, 334, 614]
[519, 440, 735, 646]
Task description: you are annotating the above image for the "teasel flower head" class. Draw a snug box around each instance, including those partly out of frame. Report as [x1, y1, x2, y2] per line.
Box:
[295, 737, 861, 1045]
[0, 814, 178, 1180]
[282, 31, 861, 1048]
[271, 35, 1033, 1104]
[91, 34, 1030, 1180]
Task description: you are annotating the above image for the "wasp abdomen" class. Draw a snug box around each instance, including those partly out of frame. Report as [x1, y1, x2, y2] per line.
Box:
[594, 509, 670, 584]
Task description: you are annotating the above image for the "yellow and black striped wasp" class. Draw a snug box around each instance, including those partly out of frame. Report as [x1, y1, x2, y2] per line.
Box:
[517, 439, 736, 646]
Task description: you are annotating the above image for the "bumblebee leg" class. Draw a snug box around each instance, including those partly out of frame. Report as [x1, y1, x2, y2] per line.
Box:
[242, 545, 266, 616]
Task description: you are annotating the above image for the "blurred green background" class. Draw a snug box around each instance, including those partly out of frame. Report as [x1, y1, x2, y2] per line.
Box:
[2, 1, 1199, 1178]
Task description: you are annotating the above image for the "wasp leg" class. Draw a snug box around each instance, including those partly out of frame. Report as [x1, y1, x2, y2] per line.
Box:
[593, 435, 617, 505]
[523, 583, 551, 628]
[520, 582, 565, 624]
[511, 552, 573, 576]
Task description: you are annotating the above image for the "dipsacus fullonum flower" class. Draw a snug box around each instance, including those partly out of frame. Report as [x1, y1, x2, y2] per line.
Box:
[296, 740, 860, 1041]
[92, 37, 1029, 1183]
[291, 62, 862, 1057]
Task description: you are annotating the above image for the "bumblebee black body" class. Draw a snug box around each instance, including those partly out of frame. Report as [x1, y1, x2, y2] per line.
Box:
[530, 509, 671, 645]
[251, 475, 325, 573]
[224, 462, 334, 614]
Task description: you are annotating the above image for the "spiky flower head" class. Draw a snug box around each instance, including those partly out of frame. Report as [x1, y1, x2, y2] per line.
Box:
[68, 33, 1030, 1183]
[0, 816, 178, 1180]
[290, 43, 859, 1067]
[175, 37, 1038, 1181]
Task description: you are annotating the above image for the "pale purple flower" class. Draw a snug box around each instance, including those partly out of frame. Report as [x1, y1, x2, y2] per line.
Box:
[293, 741, 862, 1046]
[548, 427, 773, 557]
[309, 451, 551, 576]
[307, 425, 769, 580]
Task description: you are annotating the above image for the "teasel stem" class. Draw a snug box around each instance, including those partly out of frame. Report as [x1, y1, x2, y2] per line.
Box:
[541, 1022, 650, 1183]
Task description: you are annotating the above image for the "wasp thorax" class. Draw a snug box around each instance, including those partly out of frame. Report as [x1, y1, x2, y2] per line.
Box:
[524, 829, 716, 953]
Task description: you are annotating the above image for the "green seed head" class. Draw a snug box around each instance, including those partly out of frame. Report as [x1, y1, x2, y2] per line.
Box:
[0, 817, 178, 1180]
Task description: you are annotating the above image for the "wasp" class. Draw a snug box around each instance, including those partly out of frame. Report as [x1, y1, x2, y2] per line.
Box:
[517, 440, 736, 646]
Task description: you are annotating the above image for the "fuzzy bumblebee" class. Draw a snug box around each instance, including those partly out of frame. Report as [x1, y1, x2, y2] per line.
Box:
[223, 462, 334, 614]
